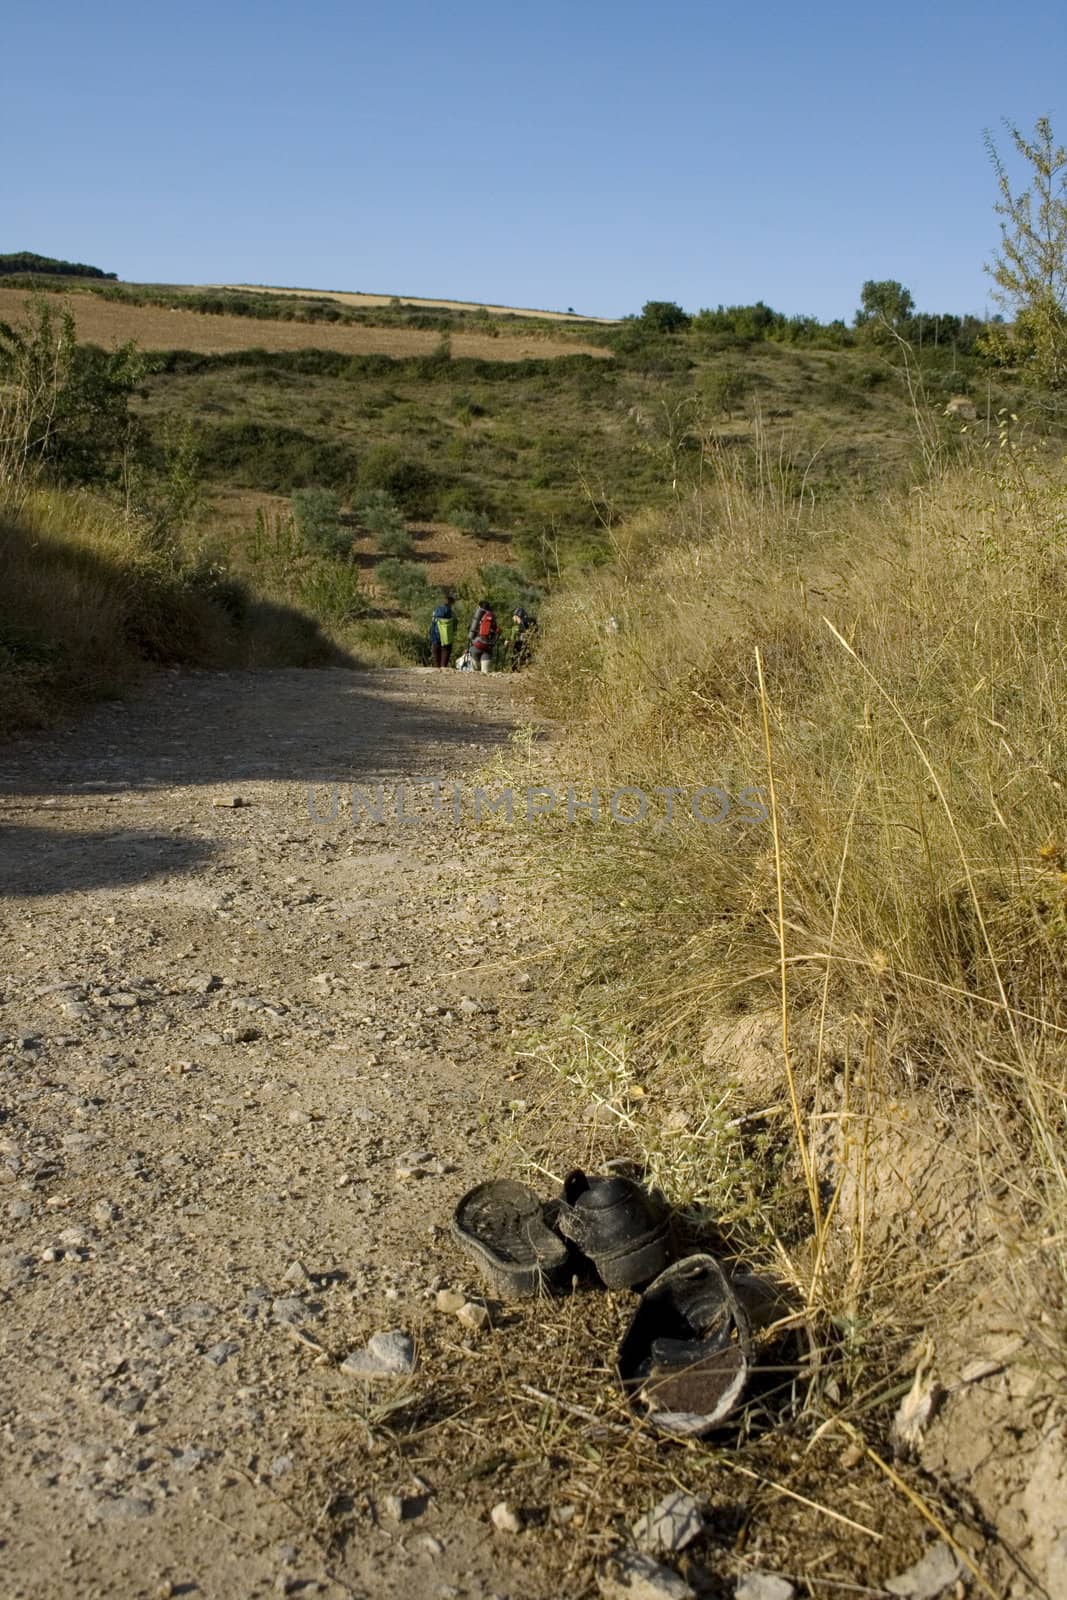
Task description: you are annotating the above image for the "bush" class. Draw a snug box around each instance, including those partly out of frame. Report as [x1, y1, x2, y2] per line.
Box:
[196, 420, 358, 492]
[466, 562, 541, 622]
[374, 558, 434, 621]
[297, 561, 370, 624]
[355, 490, 414, 556]
[451, 506, 492, 539]
[291, 487, 348, 557]
[640, 300, 691, 333]
[375, 524, 415, 558]
[700, 363, 748, 418]
[357, 444, 439, 517]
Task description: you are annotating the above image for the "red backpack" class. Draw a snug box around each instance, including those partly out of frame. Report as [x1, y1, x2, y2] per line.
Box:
[477, 607, 496, 644]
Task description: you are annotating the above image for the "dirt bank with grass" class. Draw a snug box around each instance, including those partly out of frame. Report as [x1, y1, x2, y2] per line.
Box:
[520, 446, 1067, 1597]
[0, 493, 345, 739]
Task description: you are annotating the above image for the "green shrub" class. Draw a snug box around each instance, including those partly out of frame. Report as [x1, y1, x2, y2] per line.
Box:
[700, 362, 748, 418]
[357, 444, 439, 516]
[465, 562, 541, 621]
[858, 366, 890, 389]
[354, 490, 414, 558]
[291, 487, 349, 556]
[297, 561, 370, 623]
[376, 524, 415, 557]
[196, 420, 358, 492]
[374, 558, 434, 621]
[451, 506, 492, 538]
[639, 300, 691, 333]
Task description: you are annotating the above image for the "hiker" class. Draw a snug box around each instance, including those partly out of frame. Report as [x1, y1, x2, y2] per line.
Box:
[467, 598, 498, 674]
[509, 607, 537, 671]
[429, 593, 456, 668]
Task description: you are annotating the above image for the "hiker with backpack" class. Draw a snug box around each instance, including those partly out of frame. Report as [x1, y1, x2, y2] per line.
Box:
[467, 599, 498, 673]
[429, 593, 456, 668]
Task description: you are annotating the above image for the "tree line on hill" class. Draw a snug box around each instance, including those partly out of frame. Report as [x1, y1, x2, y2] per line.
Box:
[625, 286, 990, 356]
[626, 118, 1067, 387]
[0, 251, 116, 280]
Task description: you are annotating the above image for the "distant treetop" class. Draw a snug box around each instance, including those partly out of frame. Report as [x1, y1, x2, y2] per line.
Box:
[0, 251, 117, 280]
[639, 300, 691, 332]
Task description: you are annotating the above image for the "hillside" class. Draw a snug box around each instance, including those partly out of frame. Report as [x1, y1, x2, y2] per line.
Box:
[216, 281, 619, 323]
[0, 285, 606, 362]
[0, 275, 1028, 675]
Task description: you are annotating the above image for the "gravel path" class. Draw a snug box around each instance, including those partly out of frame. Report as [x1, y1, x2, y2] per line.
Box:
[0, 667, 564, 1600]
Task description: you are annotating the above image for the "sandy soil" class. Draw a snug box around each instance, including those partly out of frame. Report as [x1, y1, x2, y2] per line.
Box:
[0, 290, 609, 362]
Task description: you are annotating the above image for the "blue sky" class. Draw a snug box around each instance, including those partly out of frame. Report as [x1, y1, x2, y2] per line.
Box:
[5, 0, 1065, 321]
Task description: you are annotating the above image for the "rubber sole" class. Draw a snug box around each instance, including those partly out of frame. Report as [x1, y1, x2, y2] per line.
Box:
[451, 1179, 572, 1300]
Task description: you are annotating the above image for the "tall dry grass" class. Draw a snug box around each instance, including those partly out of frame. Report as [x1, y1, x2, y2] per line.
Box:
[528, 429, 1067, 1367]
[0, 489, 345, 736]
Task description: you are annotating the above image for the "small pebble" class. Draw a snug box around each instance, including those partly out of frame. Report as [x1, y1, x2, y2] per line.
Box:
[736, 1577, 796, 1600]
[490, 1501, 521, 1534]
[457, 1301, 490, 1333]
[203, 1341, 239, 1367]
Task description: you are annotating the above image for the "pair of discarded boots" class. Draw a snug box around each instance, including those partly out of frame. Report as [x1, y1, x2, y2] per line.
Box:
[451, 1170, 751, 1436]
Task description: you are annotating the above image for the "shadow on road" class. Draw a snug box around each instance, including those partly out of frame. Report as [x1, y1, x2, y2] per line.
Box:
[0, 670, 521, 793]
[0, 825, 216, 898]
[0, 668, 527, 896]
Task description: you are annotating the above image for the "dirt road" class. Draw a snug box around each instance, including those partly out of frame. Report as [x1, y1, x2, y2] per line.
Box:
[0, 667, 570, 1600]
[1, 667, 984, 1600]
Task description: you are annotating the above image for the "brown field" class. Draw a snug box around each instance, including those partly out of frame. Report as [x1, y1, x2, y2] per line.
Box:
[214, 283, 620, 324]
[0, 287, 610, 361]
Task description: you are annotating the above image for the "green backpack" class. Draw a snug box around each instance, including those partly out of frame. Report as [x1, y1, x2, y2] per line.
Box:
[437, 617, 454, 646]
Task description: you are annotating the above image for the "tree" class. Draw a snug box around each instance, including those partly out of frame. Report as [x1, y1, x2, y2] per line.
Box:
[984, 116, 1067, 387]
[639, 300, 690, 333]
[854, 280, 914, 336]
[0, 297, 144, 508]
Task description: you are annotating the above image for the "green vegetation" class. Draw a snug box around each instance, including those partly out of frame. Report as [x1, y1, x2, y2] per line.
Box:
[0, 298, 144, 508]
[134, 325, 1018, 588]
[374, 557, 435, 622]
[0, 250, 116, 279]
[290, 486, 348, 557]
[984, 116, 1067, 386]
[355, 490, 414, 556]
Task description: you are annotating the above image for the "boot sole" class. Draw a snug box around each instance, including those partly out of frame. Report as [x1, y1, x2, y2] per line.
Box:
[451, 1179, 572, 1300]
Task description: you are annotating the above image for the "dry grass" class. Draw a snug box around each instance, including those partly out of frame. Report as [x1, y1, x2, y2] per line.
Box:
[0, 288, 609, 362]
[299, 1285, 939, 1595]
[0, 489, 345, 735]
[522, 428, 1067, 1408]
[214, 282, 620, 325]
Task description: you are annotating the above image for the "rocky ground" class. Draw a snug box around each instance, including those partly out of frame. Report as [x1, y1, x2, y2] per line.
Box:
[0, 667, 567, 1600]
[0, 666, 1027, 1600]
